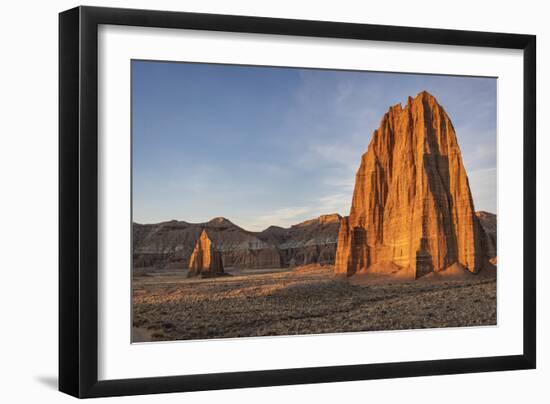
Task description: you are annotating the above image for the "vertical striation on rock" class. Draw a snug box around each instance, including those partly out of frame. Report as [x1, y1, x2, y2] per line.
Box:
[476, 211, 497, 264]
[188, 229, 225, 277]
[335, 91, 488, 278]
[260, 214, 342, 267]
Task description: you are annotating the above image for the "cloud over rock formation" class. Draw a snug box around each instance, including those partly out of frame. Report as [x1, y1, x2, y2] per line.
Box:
[335, 91, 490, 278]
[188, 229, 225, 277]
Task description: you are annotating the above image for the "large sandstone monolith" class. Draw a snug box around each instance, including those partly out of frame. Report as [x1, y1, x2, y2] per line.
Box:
[188, 229, 224, 277]
[335, 91, 488, 279]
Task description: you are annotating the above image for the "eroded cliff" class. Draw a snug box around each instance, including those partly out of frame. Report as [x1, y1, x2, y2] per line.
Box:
[335, 91, 490, 278]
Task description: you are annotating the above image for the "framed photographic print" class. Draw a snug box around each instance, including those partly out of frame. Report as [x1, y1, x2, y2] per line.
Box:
[59, 6, 536, 398]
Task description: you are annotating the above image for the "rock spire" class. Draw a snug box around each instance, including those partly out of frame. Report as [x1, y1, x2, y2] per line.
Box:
[188, 229, 225, 277]
[335, 91, 488, 278]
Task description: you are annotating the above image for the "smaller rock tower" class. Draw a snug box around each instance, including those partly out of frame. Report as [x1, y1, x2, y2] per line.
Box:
[188, 229, 225, 277]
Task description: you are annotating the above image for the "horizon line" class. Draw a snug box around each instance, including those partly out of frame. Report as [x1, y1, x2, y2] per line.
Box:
[132, 209, 497, 233]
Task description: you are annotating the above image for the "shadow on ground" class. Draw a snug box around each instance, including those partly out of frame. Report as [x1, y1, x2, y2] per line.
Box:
[35, 375, 58, 390]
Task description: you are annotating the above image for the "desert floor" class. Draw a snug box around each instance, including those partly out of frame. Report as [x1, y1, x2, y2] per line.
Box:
[132, 264, 496, 342]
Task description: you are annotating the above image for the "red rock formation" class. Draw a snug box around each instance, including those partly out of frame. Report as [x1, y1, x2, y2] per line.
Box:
[188, 229, 224, 277]
[476, 211, 497, 262]
[133, 214, 342, 271]
[335, 91, 488, 278]
[335, 217, 370, 275]
[133, 218, 281, 270]
[260, 214, 342, 267]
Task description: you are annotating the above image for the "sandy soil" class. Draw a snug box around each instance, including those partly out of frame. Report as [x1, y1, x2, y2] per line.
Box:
[132, 264, 496, 342]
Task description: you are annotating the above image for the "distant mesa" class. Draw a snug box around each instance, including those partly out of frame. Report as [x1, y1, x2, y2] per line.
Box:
[133, 213, 343, 271]
[476, 211, 497, 261]
[207, 217, 235, 227]
[318, 213, 343, 224]
[335, 91, 495, 279]
[188, 229, 225, 277]
[260, 213, 342, 267]
[294, 214, 342, 227]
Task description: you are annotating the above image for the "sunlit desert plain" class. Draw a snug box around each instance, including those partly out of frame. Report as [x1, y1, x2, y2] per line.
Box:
[132, 264, 496, 342]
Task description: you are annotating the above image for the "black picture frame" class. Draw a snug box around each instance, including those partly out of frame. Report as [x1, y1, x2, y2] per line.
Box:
[59, 5, 536, 398]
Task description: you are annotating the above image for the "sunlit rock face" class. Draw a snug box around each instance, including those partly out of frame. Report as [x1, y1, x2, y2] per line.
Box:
[188, 229, 225, 277]
[335, 91, 488, 278]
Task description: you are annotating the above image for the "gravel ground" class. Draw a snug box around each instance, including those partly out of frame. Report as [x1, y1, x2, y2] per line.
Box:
[132, 265, 496, 342]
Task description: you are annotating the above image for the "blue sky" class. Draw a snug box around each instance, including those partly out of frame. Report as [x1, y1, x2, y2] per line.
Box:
[132, 60, 497, 231]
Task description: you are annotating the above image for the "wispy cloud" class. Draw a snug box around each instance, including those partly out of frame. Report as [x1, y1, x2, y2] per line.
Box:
[468, 142, 497, 163]
[134, 63, 497, 226]
[298, 142, 363, 172]
[318, 193, 351, 215]
[237, 192, 351, 232]
[468, 167, 497, 213]
[240, 206, 315, 231]
[323, 176, 355, 192]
